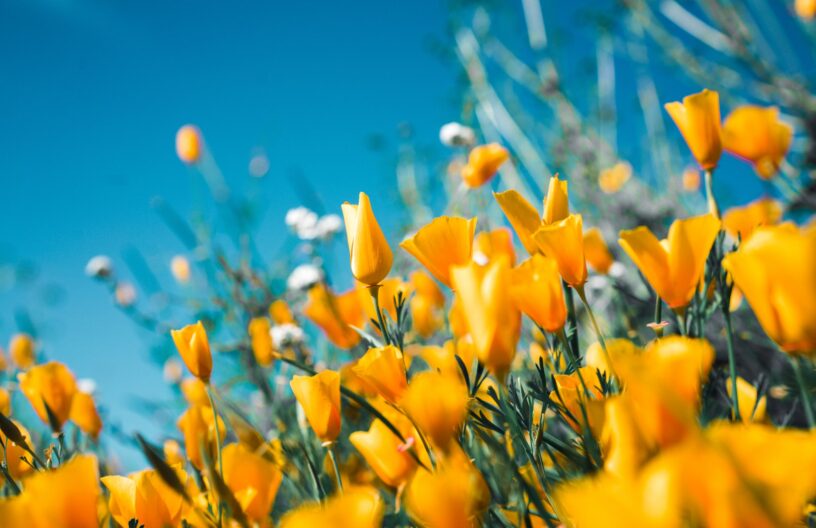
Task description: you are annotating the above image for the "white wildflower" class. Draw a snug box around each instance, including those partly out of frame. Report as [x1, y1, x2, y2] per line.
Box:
[286, 264, 323, 291]
[439, 122, 476, 147]
[85, 255, 113, 279]
[77, 378, 97, 395]
[316, 214, 343, 239]
[271, 323, 305, 348]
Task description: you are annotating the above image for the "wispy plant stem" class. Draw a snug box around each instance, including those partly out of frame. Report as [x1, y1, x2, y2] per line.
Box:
[792, 356, 815, 429]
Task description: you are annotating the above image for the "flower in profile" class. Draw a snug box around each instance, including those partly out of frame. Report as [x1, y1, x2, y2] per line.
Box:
[353, 345, 407, 403]
[248, 317, 275, 367]
[727, 377, 767, 423]
[9, 333, 35, 369]
[287, 263, 324, 291]
[598, 161, 632, 194]
[461, 143, 509, 188]
[401, 216, 477, 288]
[722, 197, 783, 242]
[439, 122, 476, 147]
[175, 124, 203, 165]
[472, 228, 516, 266]
[797, 0, 816, 18]
[279, 486, 384, 528]
[0, 420, 33, 482]
[342, 192, 393, 286]
[533, 214, 588, 288]
[170, 255, 191, 284]
[222, 442, 283, 522]
[665, 89, 722, 170]
[69, 390, 102, 440]
[722, 105, 792, 179]
[177, 404, 226, 469]
[19, 361, 77, 430]
[723, 224, 816, 354]
[102, 466, 188, 528]
[350, 414, 418, 487]
[494, 174, 569, 255]
[401, 371, 469, 450]
[303, 283, 364, 350]
[583, 228, 615, 275]
[619, 213, 721, 310]
[290, 370, 342, 443]
[171, 321, 212, 383]
[682, 167, 700, 192]
[510, 255, 567, 333]
[84, 255, 113, 279]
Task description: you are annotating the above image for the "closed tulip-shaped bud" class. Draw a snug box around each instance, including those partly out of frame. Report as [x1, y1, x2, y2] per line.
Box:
[0, 420, 33, 481]
[25, 454, 100, 528]
[722, 105, 792, 179]
[303, 283, 365, 350]
[177, 404, 226, 470]
[69, 391, 102, 440]
[248, 317, 275, 367]
[797, 0, 816, 18]
[350, 418, 417, 487]
[279, 486, 384, 528]
[342, 192, 393, 286]
[723, 225, 816, 354]
[9, 333, 35, 369]
[401, 216, 477, 288]
[722, 197, 783, 242]
[221, 442, 283, 522]
[401, 371, 469, 449]
[664, 89, 722, 170]
[291, 370, 342, 443]
[461, 143, 509, 188]
[450, 258, 520, 379]
[473, 228, 516, 266]
[533, 214, 587, 288]
[171, 321, 212, 383]
[175, 124, 203, 165]
[510, 255, 567, 333]
[353, 345, 407, 403]
[19, 361, 77, 430]
[619, 214, 721, 310]
[270, 299, 295, 324]
[543, 174, 570, 225]
[103, 467, 188, 528]
[727, 377, 767, 423]
[583, 228, 615, 274]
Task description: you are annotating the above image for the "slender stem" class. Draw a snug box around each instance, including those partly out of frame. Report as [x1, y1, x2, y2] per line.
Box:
[704, 169, 720, 219]
[325, 443, 344, 494]
[653, 293, 664, 338]
[206, 386, 224, 526]
[563, 280, 580, 357]
[792, 356, 815, 429]
[575, 286, 616, 380]
[722, 309, 741, 422]
[370, 286, 392, 346]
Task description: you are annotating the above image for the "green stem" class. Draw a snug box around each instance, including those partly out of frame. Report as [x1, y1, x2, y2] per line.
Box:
[325, 443, 344, 494]
[575, 286, 616, 380]
[206, 386, 224, 527]
[704, 169, 720, 219]
[722, 309, 741, 422]
[556, 330, 592, 399]
[563, 281, 580, 358]
[792, 356, 815, 429]
[370, 286, 392, 346]
[653, 293, 664, 338]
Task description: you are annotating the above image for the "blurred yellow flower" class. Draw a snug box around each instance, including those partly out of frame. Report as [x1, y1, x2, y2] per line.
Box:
[0, 387, 9, 416]
[177, 404, 226, 470]
[550, 366, 606, 437]
[69, 391, 102, 440]
[248, 316, 275, 367]
[722, 197, 783, 242]
[601, 396, 650, 478]
[222, 442, 283, 522]
[401, 216, 477, 288]
[102, 467, 187, 528]
[665, 89, 722, 170]
[353, 345, 407, 403]
[181, 377, 210, 407]
[723, 105, 792, 179]
[303, 283, 364, 350]
[163, 439, 185, 466]
[279, 486, 384, 528]
[583, 227, 615, 275]
[533, 214, 588, 288]
[598, 161, 632, 194]
[585, 338, 639, 377]
[682, 167, 701, 192]
[9, 333, 35, 369]
[175, 124, 202, 165]
[270, 299, 295, 324]
[349, 416, 417, 487]
[461, 143, 509, 188]
[0, 420, 33, 482]
[473, 227, 516, 266]
[402, 371, 469, 449]
[171, 321, 212, 384]
[170, 255, 191, 284]
[19, 361, 77, 430]
[342, 192, 393, 286]
[797, 0, 816, 19]
[727, 376, 767, 423]
[494, 174, 569, 255]
[290, 370, 342, 443]
[510, 254, 567, 333]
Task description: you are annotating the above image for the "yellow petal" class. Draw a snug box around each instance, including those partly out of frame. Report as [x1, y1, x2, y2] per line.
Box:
[532, 214, 587, 287]
[494, 189, 541, 255]
[400, 216, 477, 288]
[344, 192, 393, 286]
[665, 89, 722, 170]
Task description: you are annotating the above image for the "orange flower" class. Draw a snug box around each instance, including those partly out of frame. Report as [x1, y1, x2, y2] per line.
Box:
[342, 192, 393, 286]
[533, 214, 587, 288]
[461, 143, 509, 188]
[619, 214, 721, 310]
[401, 216, 477, 288]
[349, 415, 417, 487]
[797, 0, 816, 18]
[682, 168, 701, 192]
[177, 404, 226, 470]
[583, 228, 615, 274]
[69, 391, 102, 440]
[170, 321, 212, 383]
[727, 377, 767, 423]
[9, 333, 35, 369]
[102, 467, 188, 528]
[723, 105, 792, 179]
[494, 174, 569, 255]
[598, 162, 632, 194]
[19, 361, 77, 430]
[248, 317, 275, 367]
[270, 299, 295, 324]
[279, 486, 384, 528]
[722, 197, 783, 243]
[402, 371, 470, 449]
[222, 442, 284, 522]
[290, 370, 342, 443]
[473, 228, 516, 266]
[665, 89, 722, 170]
[510, 255, 567, 333]
[0, 420, 33, 481]
[176, 125, 203, 164]
[353, 345, 407, 403]
[303, 283, 365, 350]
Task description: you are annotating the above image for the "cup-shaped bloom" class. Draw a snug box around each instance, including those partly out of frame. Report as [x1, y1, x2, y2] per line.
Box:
[248, 317, 275, 367]
[177, 404, 227, 470]
[176, 124, 203, 164]
[353, 345, 407, 403]
[401, 216, 477, 289]
[473, 228, 516, 266]
[171, 321, 212, 383]
[9, 333, 35, 369]
[69, 391, 102, 440]
[23, 454, 100, 528]
[722, 105, 792, 179]
[290, 370, 342, 443]
[19, 361, 77, 430]
[510, 255, 567, 333]
[533, 214, 587, 288]
[664, 89, 722, 170]
[461, 143, 509, 188]
[619, 214, 721, 310]
[270, 299, 295, 324]
[303, 283, 365, 350]
[342, 192, 393, 286]
[221, 442, 283, 522]
[279, 486, 384, 528]
[598, 161, 632, 194]
[723, 225, 816, 354]
[350, 418, 417, 487]
[401, 371, 469, 449]
[543, 174, 570, 225]
[583, 228, 615, 275]
[727, 377, 767, 423]
[722, 197, 782, 242]
[450, 258, 520, 379]
[102, 467, 188, 528]
[0, 420, 33, 482]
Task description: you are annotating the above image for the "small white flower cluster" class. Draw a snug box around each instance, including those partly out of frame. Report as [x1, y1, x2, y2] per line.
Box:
[270, 323, 304, 348]
[286, 263, 323, 291]
[85, 255, 113, 279]
[285, 206, 343, 241]
[439, 122, 476, 147]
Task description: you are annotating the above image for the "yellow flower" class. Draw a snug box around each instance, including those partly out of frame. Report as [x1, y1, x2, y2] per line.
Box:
[270, 299, 295, 324]
[19, 361, 77, 430]
[797, 0, 816, 19]
[418, 341, 476, 381]
[550, 366, 606, 437]
[601, 396, 650, 478]
[0, 387, 9, 416]
[682, 167, 701, 192]
[450, 258, 520, 379]
[175, 124, 203, 165]
[102, 467, 187, 528]
[723, 224, 816, 354]
[410, 270, 445, 307]
[290, 370, 342, 443]
[461, 143, 509, 188]
[349, 417, 417, 487]
[181, 377, 210, 407]
[177, 404, 226, 470]
[171, 321, 212, 383]
[222, 442, 283, 522]
[0, 420, 33, 482]
[248, 317, 275, 367]
[723, 105, 792, 179]
[401, 371, 469, 449]
[400, 216, 477, 288]
[279, 486, 384, 528]
[533, 214, 588, 288]
[69, 391, 102, 440]
[585, 338, 639, 377]
[9, 333, 35, 369]
[353, 345, 407, 403]
[664, 89, 722, 170]
[163, 439, 185, 466]
[619, 213, 721, 310]
[510, 255, 567, 333]
[583, 227, 615, 275]
[494, 174, 569, 255]
[598, 161, 632, 194]
[342, 192, 393, 286]
[303, 283, 365, 350]
[410, 295, 443, 339]
[722, 197, 783, 242]
[727, 377, 767, 423]
[473, 227, 516, 266]
[170, 255, 191, 284]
